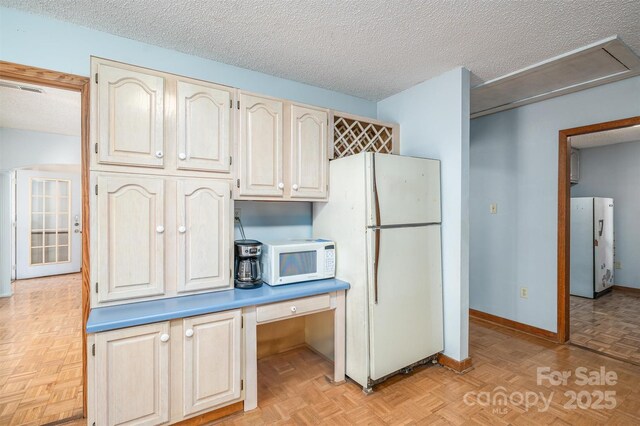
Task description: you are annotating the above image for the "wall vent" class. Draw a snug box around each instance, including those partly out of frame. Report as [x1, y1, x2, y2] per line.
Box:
[471, 37, 640, 119]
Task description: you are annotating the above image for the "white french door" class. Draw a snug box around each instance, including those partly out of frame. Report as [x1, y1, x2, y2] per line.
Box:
[15, 170, 82, 279]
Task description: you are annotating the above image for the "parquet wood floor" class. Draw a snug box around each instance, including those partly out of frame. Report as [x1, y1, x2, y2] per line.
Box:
[0, 273, 83, 426]
[571, 289, 640, 365]
[213, 319, 640, 425]
[50, 319, 640, 425]
[22, 287, 640, 425]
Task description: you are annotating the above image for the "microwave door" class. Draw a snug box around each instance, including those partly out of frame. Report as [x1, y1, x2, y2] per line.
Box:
[278, 249, 319, 284]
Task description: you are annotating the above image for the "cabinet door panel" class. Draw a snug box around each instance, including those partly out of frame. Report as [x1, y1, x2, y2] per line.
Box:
[95, 322, 170, 426]
[177, 179, 231, 293]
[183, 310, 242, 416]
[239, 94, 283, 197]
[97, 63, 165, 167]
[177, 81, 231, 173]
[289, 105, 328, 199]
[97, 175, 164, 302]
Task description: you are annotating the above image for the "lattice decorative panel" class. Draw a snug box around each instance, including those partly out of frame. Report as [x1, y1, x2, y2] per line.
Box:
[333, 114, 396, 158]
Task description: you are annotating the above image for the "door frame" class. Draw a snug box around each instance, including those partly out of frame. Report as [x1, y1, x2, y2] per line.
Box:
[0, 61, 90, 416]
[557, 115, 640, 343]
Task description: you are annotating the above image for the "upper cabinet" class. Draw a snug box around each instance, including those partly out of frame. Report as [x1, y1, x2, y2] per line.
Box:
[176, 80, 232, 173]
[91, 173, 233, 308]
[236, 93, 329, 201]
[92, 58, 233, 177]
[288, 104, 328, 200]
[95, 174, 165, 304]
[96, 62, 165, 168]
[237, 93, 284, 197]
[176, 179, 232, 294]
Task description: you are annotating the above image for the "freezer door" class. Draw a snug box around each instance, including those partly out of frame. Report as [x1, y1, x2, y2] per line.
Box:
[594, 198, 614, 292]
[570, 198, 595, 298]
[367, 153, 441, 227]
[367, 225, 443, 381]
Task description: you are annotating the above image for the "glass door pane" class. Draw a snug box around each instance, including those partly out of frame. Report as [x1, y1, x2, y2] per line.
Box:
[30, 178, 71, 265]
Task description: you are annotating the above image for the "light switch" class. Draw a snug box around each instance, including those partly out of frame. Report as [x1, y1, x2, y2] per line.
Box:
[520, 287, 528, 299]
[489, 203, 498, 214]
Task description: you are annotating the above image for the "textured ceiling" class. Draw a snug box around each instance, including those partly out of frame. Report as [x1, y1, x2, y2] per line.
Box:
[0, 80, 81, 136]
[2, 1, 640, 100]
[571, 125, 640, 149]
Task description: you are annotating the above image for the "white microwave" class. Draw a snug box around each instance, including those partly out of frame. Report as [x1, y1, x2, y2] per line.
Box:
[262, 239, 335, 286]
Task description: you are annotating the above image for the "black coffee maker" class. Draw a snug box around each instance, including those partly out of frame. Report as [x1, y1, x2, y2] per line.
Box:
[234, 240, 263, 289]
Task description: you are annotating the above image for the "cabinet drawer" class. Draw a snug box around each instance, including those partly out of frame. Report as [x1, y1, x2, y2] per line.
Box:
[256, 294, 331, 323]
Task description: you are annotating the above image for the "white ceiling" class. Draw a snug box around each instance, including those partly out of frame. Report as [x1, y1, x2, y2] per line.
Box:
[571, 125, 640, 149]
[0, 80, 81, 136]
[2, 1, 639, 101]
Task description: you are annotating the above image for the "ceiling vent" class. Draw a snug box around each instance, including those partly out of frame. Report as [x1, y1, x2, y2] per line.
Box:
[0, 81, 45, 94]
[471, 37, 640, 119]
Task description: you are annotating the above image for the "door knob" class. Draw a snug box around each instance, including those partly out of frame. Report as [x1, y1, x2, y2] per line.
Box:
[156, 226, 165, 233]
[178, 226, 186, 233]
[160, 333, 170, 342]
[185, 329, 194, 337]
[292, 184, 299, 191]
[178, 152, 187, 160]
[278, 182, 284, 189]
[155, 151, 164, 159]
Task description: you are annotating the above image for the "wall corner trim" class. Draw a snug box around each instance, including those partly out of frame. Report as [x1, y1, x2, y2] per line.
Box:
[437, 353, 473, 373]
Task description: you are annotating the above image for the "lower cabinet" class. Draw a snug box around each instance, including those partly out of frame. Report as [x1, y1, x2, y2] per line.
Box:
[182, 311, 242, 416]
[89, 310, 243, 425]
[94, 322, 171, 426]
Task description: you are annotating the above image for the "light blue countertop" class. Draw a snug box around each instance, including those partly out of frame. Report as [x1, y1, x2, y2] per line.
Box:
[87, 278, 350, 333]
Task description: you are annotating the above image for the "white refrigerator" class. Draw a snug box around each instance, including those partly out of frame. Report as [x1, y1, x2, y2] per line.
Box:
[313, 152, 443, 391]
[570, 197, 614, 298]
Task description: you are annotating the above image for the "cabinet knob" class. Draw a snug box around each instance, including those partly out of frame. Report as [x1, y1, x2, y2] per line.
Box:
[292, 184, 299, 191]
[278, 182, 284, 189]
[178, 152, 187, 160]
[290, 306, 297, 313]
[178, 226, 187, 234]
[155, 151, 164, 159]
[160, 333, 170, 342]
[156, 225, 165, 233]
[185, 329, 194, 337]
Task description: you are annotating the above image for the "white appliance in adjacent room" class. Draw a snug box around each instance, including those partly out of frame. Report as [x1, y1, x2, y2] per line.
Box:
[570, 197, 615, 298]
[312, 152, 443, 391]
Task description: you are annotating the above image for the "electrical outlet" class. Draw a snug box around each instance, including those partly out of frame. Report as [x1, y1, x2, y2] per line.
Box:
[234, 208, 241, 222]
[614, 261, 622, 270]
[489, 203, 498, 214]
[520, 287, 528, 299]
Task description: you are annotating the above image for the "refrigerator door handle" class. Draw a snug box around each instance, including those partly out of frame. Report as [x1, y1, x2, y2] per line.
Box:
[371, 153, 381, 228]
[373, 228, 380, 304]
[598, 219, 604, 237]
[371, 154, 381, 304]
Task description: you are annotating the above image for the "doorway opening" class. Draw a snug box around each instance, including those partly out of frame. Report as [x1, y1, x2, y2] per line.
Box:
[557, 116, 640, 365]
[0, 63, 89, 425]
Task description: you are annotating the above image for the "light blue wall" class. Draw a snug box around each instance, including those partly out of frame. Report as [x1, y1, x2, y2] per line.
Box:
[571, 141, 640, 289]
[377, 67, 471, 361]
[0, 7, 376, 117]
[0, 128, 81, 171]
[470, 76, 640, 332]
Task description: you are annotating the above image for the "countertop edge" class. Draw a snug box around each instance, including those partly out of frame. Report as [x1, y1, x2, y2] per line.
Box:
[87, 280, 350, 334]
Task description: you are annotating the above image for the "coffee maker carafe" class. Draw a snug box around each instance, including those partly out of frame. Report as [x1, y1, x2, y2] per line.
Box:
[234, 240, 263, 289]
